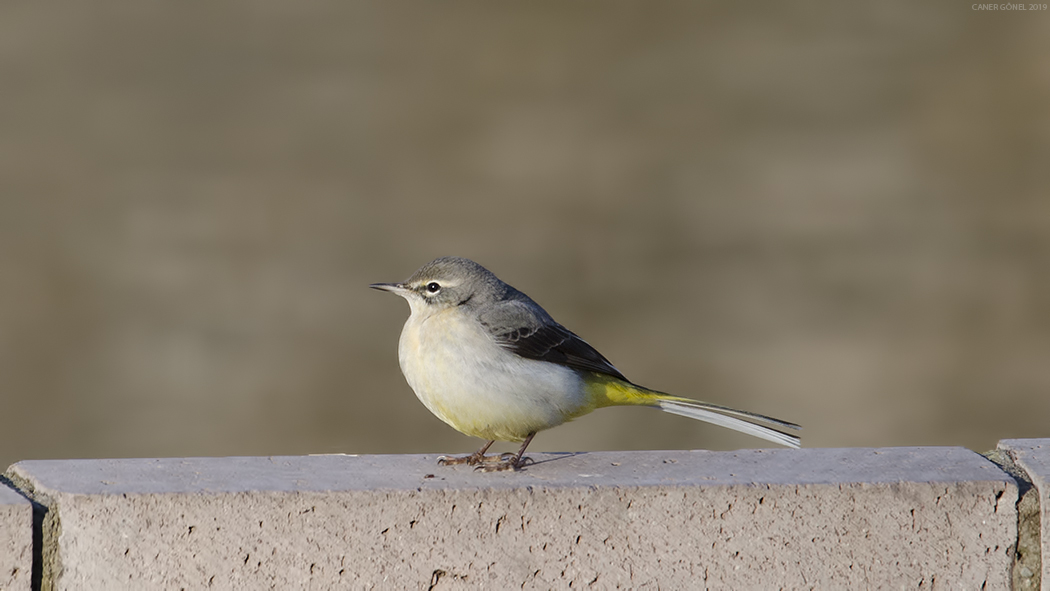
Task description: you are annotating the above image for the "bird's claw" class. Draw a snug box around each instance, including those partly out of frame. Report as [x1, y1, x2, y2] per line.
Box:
[436, 455, 473, 466]
[437, 453, 510, 466]
[471, 455, 533, 472]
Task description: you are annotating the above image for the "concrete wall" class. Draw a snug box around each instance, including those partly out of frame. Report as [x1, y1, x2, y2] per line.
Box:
[3, 441, 1048, 590]
[0, 484, 32, 591]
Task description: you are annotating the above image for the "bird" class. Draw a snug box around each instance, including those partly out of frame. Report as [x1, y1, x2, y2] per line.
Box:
[371, 256, 800, 471]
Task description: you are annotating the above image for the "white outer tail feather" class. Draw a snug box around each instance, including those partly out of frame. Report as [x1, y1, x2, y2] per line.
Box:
[657, 399, 801, 448]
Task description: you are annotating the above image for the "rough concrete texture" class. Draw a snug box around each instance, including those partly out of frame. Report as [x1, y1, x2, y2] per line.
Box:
[999, 439, 1050, 590]
[7, 447, 1017, 590]
[0, 481, 32, 591]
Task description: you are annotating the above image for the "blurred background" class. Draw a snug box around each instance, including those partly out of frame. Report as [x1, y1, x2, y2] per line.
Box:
[1, 2, 1048, 469]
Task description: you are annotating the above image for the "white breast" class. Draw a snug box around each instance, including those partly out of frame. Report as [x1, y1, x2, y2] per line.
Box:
[397, 307, 588, 442]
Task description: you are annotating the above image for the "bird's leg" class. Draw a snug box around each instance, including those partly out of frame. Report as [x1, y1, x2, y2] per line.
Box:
[437, 440, 499, 466]
[475, 432, 535, 472]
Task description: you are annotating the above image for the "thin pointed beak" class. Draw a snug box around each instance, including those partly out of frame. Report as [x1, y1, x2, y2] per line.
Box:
[370, 282, 408, 294]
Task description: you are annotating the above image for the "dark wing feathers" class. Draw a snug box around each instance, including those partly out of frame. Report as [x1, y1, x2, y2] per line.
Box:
[499, 323, 628, 381]
[478, 300, 627, 381]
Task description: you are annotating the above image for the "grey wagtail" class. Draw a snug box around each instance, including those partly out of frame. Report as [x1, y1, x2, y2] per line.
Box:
[371, 256, 800, 472]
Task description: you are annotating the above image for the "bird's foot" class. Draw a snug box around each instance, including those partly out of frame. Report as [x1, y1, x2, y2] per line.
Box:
[436, 454, 476, 466]
[437, 452, 510, 466]
[473, 455, 533, 472]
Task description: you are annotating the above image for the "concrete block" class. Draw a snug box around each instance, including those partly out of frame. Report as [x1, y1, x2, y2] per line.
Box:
[0, 480, 32, 591]
[998, 438, 1050, 591]
[7, 447, 1016, 590]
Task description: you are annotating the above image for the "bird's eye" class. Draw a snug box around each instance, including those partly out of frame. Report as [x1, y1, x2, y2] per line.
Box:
[425, 282, 441, 293]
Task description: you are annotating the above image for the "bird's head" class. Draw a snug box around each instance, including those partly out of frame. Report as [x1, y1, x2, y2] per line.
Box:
[370, 256, 506, 318]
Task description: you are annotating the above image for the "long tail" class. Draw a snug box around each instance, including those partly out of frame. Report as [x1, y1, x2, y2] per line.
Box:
[586, 374, 801, 449]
